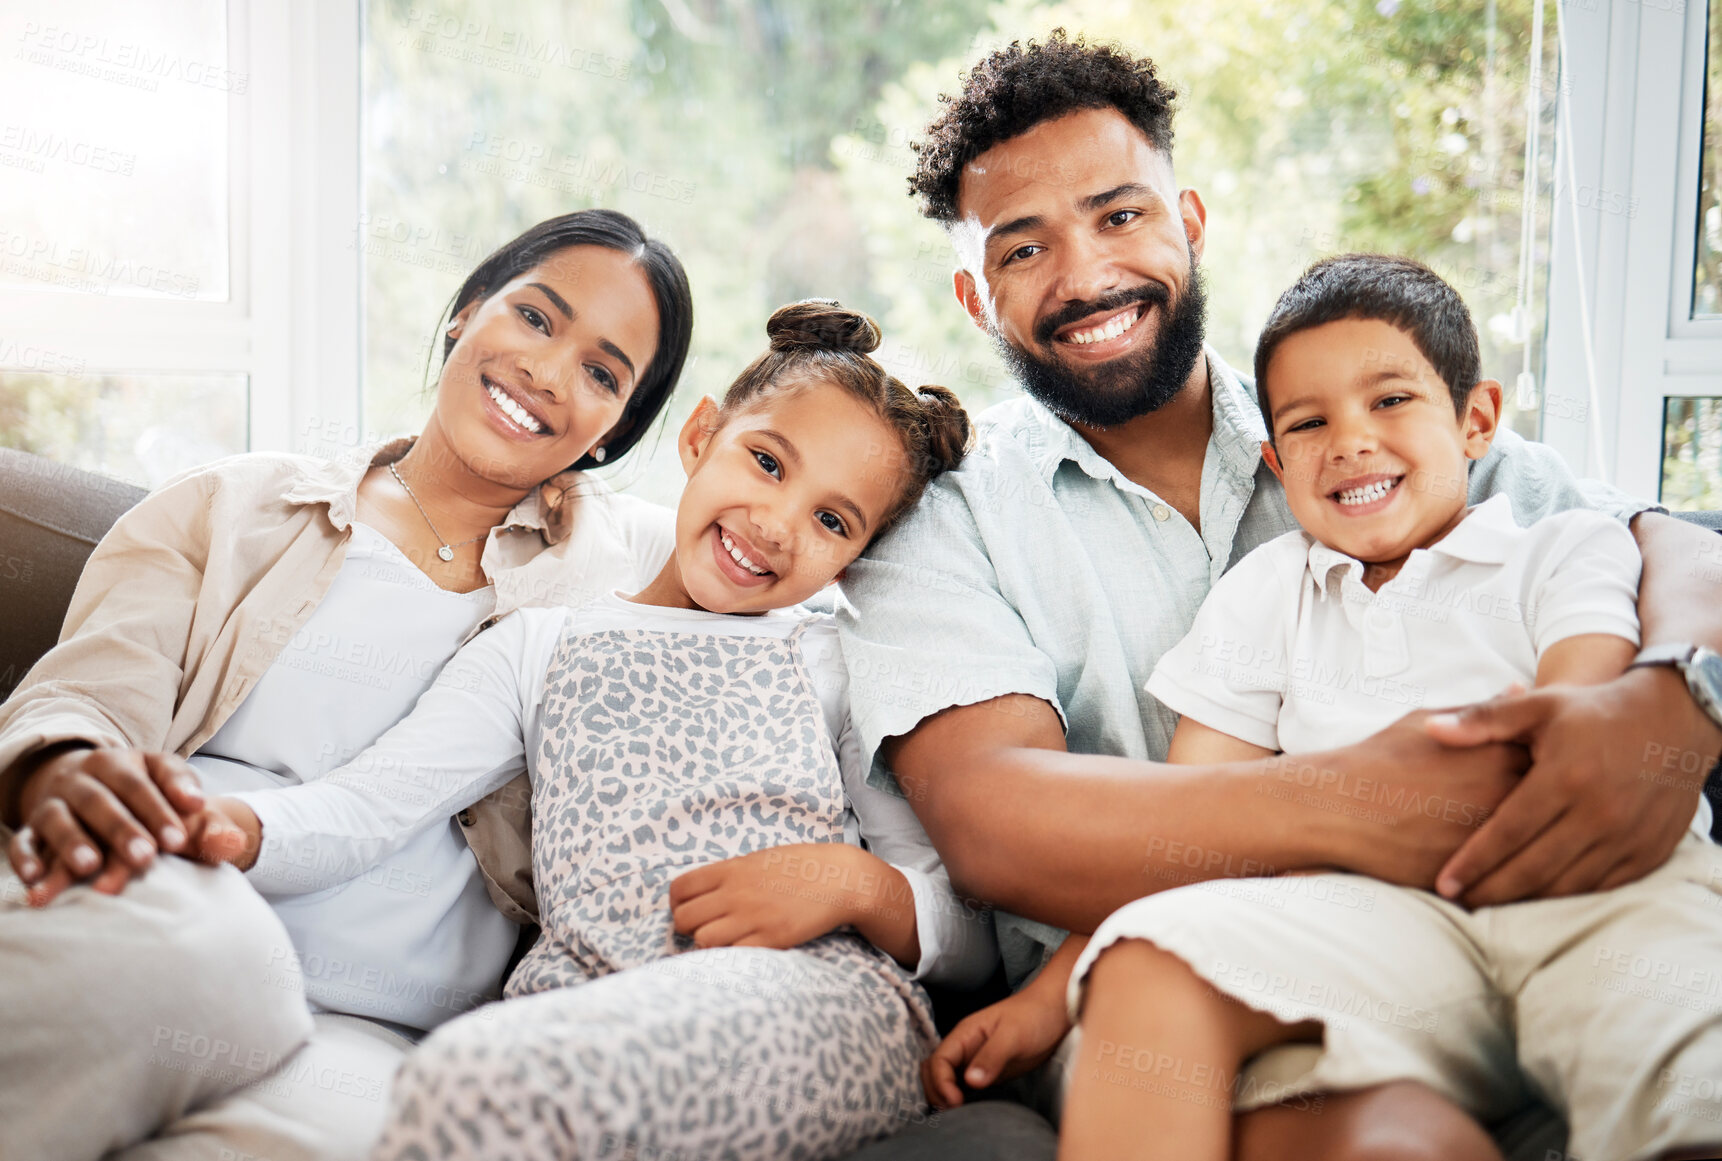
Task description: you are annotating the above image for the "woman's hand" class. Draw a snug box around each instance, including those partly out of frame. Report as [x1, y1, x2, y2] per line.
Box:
[922, 986, 1071, 1108]
[669, 843, 919, 965]
[8, 744, 207, 904]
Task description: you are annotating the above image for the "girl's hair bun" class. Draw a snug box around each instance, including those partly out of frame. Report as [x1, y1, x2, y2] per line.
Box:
[911, 383, 975, 474]
[766, 299, 882, 356]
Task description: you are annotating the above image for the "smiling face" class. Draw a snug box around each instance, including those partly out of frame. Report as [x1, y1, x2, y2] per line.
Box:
[1261, 318, 1502, 570]
[951, 107, 1209, 426]
[432, 245, 660, 489]
[670, 382, 906, 615]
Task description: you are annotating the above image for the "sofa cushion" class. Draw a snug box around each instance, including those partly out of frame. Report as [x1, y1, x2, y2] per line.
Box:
[0, 448, 145, 699]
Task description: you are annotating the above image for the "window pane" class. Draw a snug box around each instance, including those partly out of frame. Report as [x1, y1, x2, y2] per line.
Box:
[1696, 0, 1721, 318]
[1663, 397, 1722, 509]
[0, 0, 231, 300]
[0, 369, 246, 487]
[363, 1, 1559, 503]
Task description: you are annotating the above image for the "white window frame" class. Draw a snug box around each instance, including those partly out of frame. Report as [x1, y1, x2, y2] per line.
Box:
[0, 0, 361, 463]
[1544, 0, 1722, 500]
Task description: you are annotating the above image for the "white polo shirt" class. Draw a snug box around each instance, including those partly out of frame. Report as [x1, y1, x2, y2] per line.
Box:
[1148, 494, 1645, 749]
[1150, 495, 1711, 837]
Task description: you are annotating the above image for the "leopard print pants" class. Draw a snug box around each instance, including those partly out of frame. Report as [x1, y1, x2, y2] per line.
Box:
[373, 622, 936, 1160]
[373, 935, 931, 1161]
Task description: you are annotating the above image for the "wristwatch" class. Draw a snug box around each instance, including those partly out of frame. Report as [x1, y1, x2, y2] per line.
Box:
[1627, 643, 1722, 733]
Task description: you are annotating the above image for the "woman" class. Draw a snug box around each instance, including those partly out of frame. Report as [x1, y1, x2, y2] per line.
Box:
[0, 208, 693, 1161]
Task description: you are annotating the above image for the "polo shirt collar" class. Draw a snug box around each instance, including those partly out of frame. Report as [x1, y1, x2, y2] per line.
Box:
[1423, 492, 1519, 564]
[1302, 492, 1522, 597]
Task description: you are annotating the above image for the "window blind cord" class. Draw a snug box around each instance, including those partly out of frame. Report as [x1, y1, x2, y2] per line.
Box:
[1555, 0, 1614, 485]
[1514, 0, 1546, 412]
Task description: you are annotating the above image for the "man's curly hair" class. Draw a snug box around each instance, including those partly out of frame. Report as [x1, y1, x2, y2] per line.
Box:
[909, 30, 1178, 224]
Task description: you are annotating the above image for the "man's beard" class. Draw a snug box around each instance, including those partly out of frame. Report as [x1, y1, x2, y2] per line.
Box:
[993, 255, 1208, 429]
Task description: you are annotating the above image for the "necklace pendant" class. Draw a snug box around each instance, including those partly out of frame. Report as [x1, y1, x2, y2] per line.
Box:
[437, 545, 455, 562]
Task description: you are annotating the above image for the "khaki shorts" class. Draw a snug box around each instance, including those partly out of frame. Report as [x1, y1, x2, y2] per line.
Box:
[1068, 833, 1722, 1161]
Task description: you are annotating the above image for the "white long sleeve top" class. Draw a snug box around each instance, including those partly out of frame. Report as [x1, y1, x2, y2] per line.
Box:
[231, 593, 998, 988]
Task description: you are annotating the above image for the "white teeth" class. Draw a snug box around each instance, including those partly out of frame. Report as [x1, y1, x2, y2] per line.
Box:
[720, 530, 770, 576]
[486, 381, 544, 434]
[1335, 478, 1399, 506]
[1066, 308, 1138, 345]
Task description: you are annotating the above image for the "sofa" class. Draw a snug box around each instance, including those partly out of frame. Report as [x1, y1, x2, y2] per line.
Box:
[5, 444, 1719, 811]
[3, 442, 1720, 827]
[3, 445, 1721, 1160]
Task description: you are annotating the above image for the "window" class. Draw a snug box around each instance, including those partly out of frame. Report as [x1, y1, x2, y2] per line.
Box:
[1661, 0, 1722, 510]
[0, 1, 360, 486]
[0, 0, 242, 484]
[1550, 0, 1722, 506]
[5, 2, 1708, 506]
[361, 0, 1560, 505]
[1664, 396, 1722, 509]
[1695, 0, 1720, 318]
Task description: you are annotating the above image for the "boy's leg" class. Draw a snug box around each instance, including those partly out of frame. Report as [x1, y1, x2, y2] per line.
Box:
[105, 1013, 411, 1161]
[1063, 876, 1529, 1124]
[374, 935, 934, 1161]
[1060, 937, 1318, 1161]
[1235, 1081, 1506, 1161]
[0, 856, 313, 1161]
[1507, 833, 1722, 1161]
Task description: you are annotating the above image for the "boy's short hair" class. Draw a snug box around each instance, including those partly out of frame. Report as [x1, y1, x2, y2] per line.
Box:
[909, 29, 1177, 224]
[1253, 254, 1481, 435]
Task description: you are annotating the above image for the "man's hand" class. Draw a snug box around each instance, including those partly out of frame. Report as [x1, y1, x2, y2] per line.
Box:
[670, 843, 876, 952]
[8, 746, 206, 904]
[1424, 666, 1717, 905]
[922, 985, 1071, 1109]
[1310, 711, 1527, 891]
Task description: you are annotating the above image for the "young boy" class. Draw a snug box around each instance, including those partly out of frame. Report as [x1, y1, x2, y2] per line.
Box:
[923, 254, 1722, 1161]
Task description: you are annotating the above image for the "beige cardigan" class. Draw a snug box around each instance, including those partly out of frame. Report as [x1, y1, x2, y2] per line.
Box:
[0, 440, 673, 925]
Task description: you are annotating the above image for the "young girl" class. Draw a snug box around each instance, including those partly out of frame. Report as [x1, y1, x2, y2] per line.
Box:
[195, 301, 997, 1161]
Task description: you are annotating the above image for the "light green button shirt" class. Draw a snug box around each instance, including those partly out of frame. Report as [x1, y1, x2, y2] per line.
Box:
[837, 347, 1658, 989]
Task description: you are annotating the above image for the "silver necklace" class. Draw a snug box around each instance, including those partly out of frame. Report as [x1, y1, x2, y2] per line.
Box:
[388, 461, 488, 562]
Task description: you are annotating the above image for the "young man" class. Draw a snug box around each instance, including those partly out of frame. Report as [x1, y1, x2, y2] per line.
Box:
[836, 31, 1722, 1161]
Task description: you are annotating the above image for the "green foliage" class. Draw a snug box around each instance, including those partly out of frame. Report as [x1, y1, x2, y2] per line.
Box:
[363, 0, 1562, 504]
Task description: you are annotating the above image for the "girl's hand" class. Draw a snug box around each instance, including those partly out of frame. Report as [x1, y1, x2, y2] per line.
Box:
[669, 843, 920, 966]
[922, 987, 1071, 1109]
[182, 797, 263, 871]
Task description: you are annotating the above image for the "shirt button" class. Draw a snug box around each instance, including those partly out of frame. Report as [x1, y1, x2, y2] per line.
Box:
[457, 809, 475, 827]
[1152, 505, 1171, 522]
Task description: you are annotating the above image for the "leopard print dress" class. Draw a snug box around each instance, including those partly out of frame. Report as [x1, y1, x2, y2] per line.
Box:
[374, 618, 938, 1161]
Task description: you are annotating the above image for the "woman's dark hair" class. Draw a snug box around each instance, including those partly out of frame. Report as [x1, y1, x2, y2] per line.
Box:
[910, 29, 1178, 223]
[718, 300, 974, 534]
[438, 208, 693, 471]
[1253, 253, 1480, 439]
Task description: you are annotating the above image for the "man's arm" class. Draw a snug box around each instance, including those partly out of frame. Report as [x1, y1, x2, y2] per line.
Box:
[886, 694, 1524, 935]
[1428, 511, 1721, 904]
